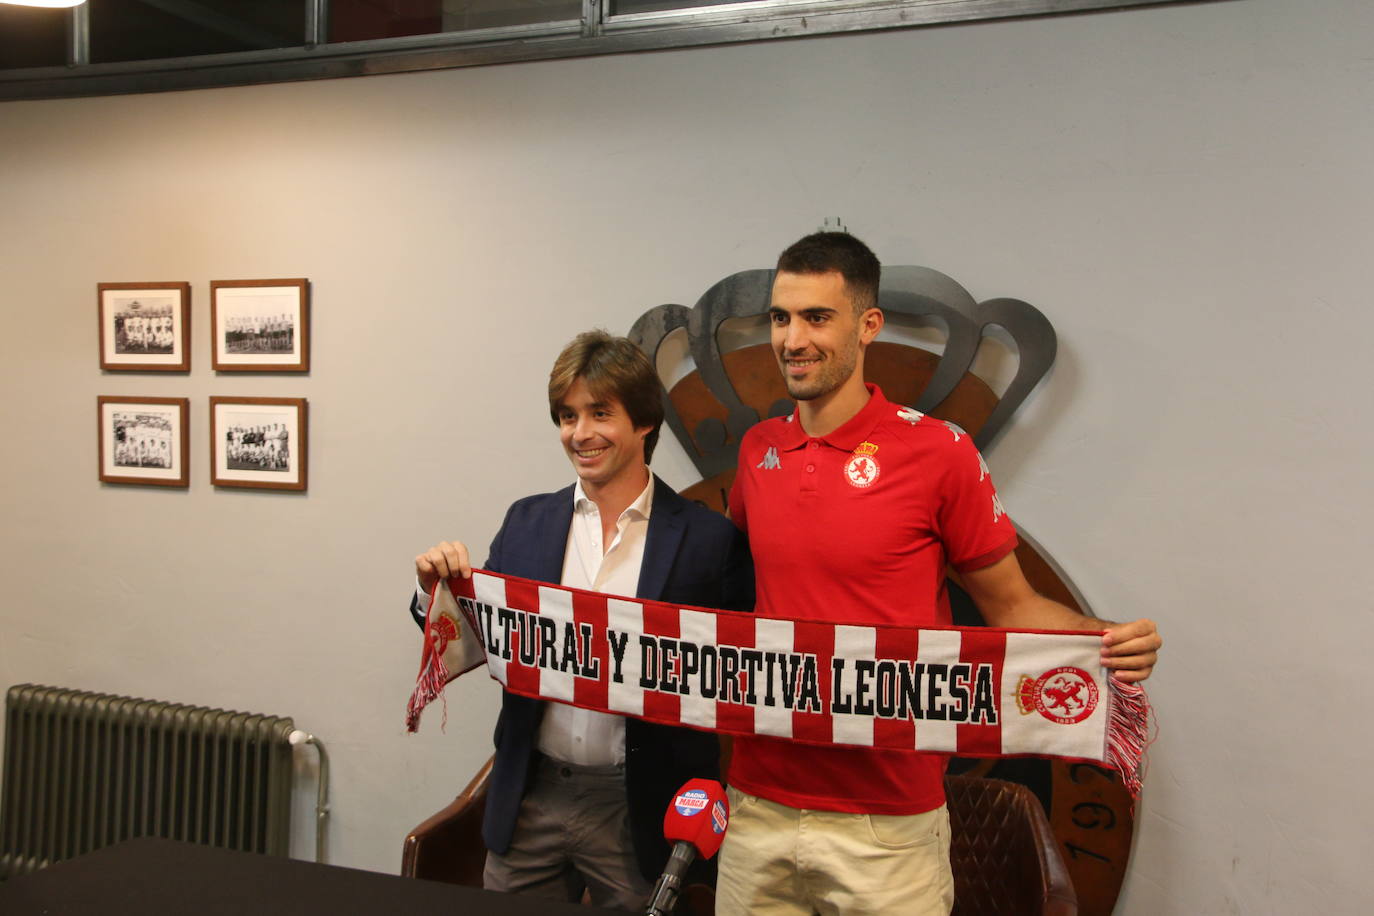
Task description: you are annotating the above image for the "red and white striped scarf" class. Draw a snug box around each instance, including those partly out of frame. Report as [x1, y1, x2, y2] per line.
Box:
[407, 570, 1151, 796]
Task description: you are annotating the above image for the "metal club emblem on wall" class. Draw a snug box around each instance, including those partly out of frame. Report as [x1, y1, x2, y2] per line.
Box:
[630, 265, 1134, 916]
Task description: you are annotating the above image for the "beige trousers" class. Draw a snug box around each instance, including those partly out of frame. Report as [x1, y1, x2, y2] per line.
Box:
[715, 787, 953, 916]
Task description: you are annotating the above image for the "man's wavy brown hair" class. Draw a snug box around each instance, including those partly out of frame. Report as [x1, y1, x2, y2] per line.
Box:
[548, 330, 663, 462]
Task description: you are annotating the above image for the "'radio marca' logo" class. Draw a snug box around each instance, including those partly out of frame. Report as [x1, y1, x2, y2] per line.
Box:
[674, 789, 709, 816]
[711, 800, 728, 834]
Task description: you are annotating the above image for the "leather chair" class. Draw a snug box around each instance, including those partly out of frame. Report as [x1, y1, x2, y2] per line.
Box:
[401, 756, 493, 887]
[946, 774, 1077, 916]
[399, 755, 712, 913]
[403, 763, 1075, 915]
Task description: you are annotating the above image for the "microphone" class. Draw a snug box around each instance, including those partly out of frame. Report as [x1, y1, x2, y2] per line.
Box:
[644, 778, 730, 916]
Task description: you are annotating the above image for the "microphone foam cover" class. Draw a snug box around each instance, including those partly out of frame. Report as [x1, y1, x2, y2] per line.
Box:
[662, 778, 730, 860]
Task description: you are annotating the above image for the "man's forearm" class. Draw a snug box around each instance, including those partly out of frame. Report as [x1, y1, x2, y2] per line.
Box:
[987, 591, 1110, 632]
[961, 552, 1110, 632]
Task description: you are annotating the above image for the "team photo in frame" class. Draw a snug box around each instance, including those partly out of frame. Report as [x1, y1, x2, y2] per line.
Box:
[211, 278, 310, 372]
[98, 282, 191, 371]
[210, 396, 308, 491]
[97, 396, 190, 487]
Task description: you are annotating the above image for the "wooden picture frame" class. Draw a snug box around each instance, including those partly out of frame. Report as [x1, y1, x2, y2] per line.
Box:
[98, 282, 191, 371]
[210, 396, 308, 491]
[98, 396, 190, 487]
[211, 278, 310, 372]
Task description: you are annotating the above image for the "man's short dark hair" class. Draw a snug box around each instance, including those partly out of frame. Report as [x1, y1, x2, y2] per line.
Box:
[548, 330, 664, 462]
[775, 231, 881, 313]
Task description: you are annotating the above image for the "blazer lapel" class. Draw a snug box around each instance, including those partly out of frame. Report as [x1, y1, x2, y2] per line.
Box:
[530, 484, 574, 584]
[637, 476, 685, 601]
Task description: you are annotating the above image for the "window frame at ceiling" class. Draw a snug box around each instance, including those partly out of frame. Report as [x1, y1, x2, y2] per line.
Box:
[0, 1, 1208, 102]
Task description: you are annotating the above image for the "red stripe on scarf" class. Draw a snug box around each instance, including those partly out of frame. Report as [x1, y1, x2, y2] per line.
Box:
[573, 591, 609, 712]
[792, 620, 834, 745]
[641, 601, 681, 723]
[504, 577, 542, 698]
[873, 626, 918, 749]
[716, 612, 757, 735]
[957, 627, 1006, 756]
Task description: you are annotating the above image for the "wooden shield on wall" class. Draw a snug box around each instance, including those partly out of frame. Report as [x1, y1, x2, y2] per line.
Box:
[631, 267, 1136, 916]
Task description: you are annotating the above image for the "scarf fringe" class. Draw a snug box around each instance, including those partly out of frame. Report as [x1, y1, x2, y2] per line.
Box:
[405, 653, 450, 734]
[1105, 678, 1152, 798]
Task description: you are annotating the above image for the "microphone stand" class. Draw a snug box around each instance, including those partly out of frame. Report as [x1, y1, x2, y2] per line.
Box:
[644, 843, 696, 916]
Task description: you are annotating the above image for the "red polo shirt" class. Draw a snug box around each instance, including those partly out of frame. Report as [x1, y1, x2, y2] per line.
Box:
[728, 385, 1018, 814]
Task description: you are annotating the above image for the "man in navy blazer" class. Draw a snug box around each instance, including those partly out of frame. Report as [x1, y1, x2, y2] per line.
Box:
[411, 331, 752, 911]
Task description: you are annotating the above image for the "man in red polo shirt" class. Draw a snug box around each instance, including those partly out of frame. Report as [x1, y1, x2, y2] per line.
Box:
[717, 232, 1162, 916]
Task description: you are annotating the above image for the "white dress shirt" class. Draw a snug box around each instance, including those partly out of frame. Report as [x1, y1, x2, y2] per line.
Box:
[536, 474, 654, 766]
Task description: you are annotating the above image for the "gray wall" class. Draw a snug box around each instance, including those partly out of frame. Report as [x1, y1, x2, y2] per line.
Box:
[2, 0, 1370, 911]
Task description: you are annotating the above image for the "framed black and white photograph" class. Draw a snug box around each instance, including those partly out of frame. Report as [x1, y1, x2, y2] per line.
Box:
[98, 396, 190, 487]
[98, 282, 191, 371]
[210, 396, 307, 491]
[211, 278, 310, 372]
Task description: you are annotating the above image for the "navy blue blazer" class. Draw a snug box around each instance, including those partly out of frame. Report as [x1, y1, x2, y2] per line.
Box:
[410, 475, 753, 881]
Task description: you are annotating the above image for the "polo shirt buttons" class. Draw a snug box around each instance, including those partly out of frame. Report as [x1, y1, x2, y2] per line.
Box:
[806, 464, 815, 473]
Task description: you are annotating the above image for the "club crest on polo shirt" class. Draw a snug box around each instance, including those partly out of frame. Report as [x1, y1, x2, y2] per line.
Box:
[674, 789, 710, 816]
[1015, 667, 1099, 725]
[844, 441, 880, 489]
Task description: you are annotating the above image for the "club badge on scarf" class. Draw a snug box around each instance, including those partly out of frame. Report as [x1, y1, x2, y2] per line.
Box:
[407, 570, 1151, 796]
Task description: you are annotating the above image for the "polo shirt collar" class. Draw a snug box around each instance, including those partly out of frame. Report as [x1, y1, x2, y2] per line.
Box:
[778, 383, 890, 451]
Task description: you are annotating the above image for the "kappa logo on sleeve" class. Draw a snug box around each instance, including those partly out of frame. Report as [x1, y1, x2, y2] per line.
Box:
[756, 446, 782, 470]
[974, 450, 1006, 521]
[1016, 667, 1099, 725]
[896, 406, 925, 425]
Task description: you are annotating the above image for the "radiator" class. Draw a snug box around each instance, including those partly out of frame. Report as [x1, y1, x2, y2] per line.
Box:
[1, 683, 296, 879]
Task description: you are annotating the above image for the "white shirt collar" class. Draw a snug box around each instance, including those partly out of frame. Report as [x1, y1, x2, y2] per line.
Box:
[572, 472, 654, 521]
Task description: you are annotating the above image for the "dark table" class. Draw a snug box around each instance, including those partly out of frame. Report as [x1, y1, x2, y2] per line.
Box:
[0, 837, 610, 914]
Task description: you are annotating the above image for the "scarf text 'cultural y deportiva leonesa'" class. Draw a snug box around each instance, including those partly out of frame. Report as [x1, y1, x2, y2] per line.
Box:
[407, 571, 1151, 796]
